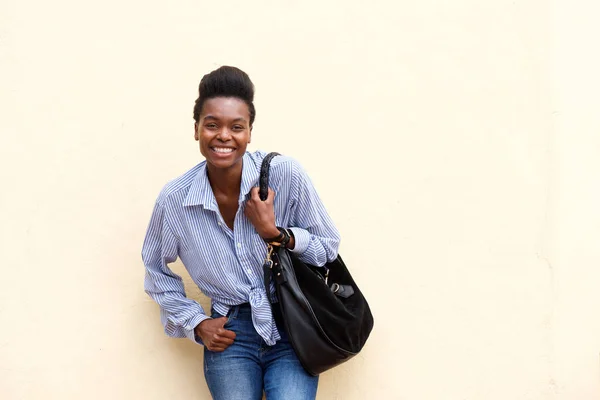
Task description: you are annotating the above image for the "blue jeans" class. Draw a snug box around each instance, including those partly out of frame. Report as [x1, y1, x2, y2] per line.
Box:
[204, 303, 318, 400]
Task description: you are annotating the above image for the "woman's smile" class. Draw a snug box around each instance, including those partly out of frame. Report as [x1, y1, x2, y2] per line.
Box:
[211, 146, 235, 155]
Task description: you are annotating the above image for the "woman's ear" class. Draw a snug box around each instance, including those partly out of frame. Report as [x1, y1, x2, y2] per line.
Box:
[194, 122, 199, 141]
[248, 126, 252, 143]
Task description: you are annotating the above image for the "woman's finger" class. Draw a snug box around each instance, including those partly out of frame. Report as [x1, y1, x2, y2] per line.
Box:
[209, 341, 233, 351]
[250, 186, 260, 201]
[217, 328, 237, 340]
[214, 336, 235, 346]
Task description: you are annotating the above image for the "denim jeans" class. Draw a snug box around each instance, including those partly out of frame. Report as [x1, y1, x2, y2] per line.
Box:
[204, 303, 319, 400]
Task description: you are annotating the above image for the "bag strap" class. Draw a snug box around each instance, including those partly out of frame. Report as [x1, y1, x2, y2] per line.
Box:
[263, 261, 275, 305]
[259, 152, 280, 201]
[260, 152, 281, 306]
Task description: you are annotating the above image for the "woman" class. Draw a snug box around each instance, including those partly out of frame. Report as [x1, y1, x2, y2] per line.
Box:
[142, 66, 340, 400]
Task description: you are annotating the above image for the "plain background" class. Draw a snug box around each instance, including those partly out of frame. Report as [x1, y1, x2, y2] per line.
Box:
[1, 0, 599, 399]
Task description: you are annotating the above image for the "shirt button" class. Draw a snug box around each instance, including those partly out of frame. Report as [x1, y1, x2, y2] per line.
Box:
[218, 222, 221, 226]
[237, 243, 242, 248]
[247, 269, 252, 274]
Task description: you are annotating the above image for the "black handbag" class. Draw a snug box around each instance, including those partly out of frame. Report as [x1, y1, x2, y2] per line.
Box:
[260, 152, 374, 376]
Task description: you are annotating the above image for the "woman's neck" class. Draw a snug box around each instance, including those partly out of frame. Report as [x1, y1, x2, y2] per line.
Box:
[206, 161, 243, 199]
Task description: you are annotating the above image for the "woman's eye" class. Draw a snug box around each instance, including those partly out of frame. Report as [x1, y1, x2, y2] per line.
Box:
[232, 125, 244, 131]
[205, 123, 217, 129]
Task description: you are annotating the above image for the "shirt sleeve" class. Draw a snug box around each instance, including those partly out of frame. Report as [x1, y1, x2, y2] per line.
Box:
[288, 161, 341, 266]
[142, 200, 210, 345]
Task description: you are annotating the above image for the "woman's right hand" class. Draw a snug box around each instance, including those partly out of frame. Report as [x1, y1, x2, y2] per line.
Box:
[195, 317, 236, 352]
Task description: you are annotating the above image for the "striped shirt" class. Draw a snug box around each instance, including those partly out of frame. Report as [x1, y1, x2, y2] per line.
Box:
[142, 151, 340, 346]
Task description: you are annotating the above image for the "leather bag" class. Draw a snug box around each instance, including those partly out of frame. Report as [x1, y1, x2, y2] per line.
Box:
[260, 152, 374, 376]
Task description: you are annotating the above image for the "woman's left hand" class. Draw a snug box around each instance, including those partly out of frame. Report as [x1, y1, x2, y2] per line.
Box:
[245, 187, 280, 239]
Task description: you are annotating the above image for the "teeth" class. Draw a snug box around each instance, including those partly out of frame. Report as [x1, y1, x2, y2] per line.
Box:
[213, 147, 234, 153]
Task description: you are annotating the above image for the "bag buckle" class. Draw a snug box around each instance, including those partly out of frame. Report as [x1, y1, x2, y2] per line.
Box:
[265, 244, 275, 269]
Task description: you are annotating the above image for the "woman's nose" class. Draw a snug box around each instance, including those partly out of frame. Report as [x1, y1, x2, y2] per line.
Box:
[216, 127, 232, 141]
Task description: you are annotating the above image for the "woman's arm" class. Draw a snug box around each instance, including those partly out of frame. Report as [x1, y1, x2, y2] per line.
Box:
[287, 161, 341, 266]
[244, 158, 341, 266]
[142, 200, 209, 344]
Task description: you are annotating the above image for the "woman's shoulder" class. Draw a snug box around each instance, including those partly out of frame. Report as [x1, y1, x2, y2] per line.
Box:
[246, 151, 313, 197]
[155, 162, 206, 204]
[247, 150, 303, 174]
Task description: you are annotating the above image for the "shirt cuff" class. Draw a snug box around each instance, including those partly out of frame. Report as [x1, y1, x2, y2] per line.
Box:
[289, 227, 310, 255]
[184, 313, 212, 345]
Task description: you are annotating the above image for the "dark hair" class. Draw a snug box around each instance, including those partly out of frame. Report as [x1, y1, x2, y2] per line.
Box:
[193, 66, 256, 126]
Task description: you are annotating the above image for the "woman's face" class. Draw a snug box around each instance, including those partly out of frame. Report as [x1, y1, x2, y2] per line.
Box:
[195, 97, 252, 171]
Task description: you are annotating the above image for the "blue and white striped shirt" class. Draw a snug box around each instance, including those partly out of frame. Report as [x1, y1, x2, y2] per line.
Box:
[142, 151, 340, 346]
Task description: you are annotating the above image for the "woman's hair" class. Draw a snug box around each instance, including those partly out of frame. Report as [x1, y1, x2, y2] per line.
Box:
[193, 66, 256, 126]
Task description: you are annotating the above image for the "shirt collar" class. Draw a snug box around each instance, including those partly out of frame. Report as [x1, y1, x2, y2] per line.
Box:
[183, 152, 260, 209]
[239, 152, 260, 203]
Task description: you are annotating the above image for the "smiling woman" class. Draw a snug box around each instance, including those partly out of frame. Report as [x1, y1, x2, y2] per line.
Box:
[142, 66, 341, 400]
[196, 98, 251, 172]
[195, 96, 255, 230]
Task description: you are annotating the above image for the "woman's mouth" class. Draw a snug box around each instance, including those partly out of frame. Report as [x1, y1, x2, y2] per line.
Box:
[211, 147, 235, 154]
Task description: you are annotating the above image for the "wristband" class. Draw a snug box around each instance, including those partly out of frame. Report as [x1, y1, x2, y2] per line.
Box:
[265, 227, 291, 247]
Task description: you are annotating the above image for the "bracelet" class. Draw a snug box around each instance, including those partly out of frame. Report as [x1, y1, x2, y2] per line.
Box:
[264, 231, 284, 243]
[285, 228, 295, 241]
[278, 227, 291, 248]
[265, 227, 291, 247]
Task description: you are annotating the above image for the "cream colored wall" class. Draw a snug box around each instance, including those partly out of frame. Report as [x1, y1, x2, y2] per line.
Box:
[1, 0, 598, 399]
